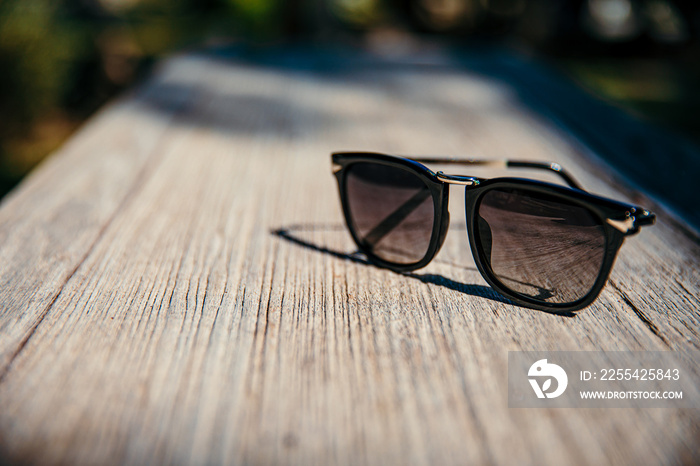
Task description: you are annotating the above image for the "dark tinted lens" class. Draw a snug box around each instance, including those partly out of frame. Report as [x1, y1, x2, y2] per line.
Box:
[476, 188, 606, 304]
[344, 162, 436, 265]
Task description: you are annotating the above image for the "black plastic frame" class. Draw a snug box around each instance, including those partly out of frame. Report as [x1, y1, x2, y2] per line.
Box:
[332, 151, 656, 313]
[334, 152, 450, 271]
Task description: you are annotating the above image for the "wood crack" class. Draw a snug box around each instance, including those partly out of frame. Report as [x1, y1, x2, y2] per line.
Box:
[0, 87, 195, 385]
[0, 202, 117, 384]
[610, 280, 670, 347]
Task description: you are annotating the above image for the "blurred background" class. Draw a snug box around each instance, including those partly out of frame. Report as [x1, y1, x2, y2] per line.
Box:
[1, 0, 699, 198]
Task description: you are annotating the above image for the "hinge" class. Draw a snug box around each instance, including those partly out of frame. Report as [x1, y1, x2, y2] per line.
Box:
[606, 216, 635, 233]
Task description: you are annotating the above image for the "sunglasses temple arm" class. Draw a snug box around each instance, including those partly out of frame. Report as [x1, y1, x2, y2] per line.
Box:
[506, 161, 583, 191]
[361, 188, 433, 248]
[409, 158, 584, 191]
[409, 158, 658, 232]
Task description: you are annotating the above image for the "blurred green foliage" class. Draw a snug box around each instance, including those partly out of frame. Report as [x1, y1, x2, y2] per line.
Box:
[0, 1, 82, 134]
[0, 0, 698, 198]
[228, 0, 281, 35]
[0, 0, 234, 194]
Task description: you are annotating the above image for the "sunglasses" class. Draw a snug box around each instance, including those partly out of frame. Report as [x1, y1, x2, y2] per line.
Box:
[331, 152, 655, 313]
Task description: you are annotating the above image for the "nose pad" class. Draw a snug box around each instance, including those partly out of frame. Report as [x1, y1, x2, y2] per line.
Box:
[435, 211, 450, 254]
[477, 216, 493, 262]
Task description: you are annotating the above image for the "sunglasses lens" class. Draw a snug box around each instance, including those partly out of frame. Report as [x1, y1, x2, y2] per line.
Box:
[476, 188, 606, 304]
[344, 162, 436, 265]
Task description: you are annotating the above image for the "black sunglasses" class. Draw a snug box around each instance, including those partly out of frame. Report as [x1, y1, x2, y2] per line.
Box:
[332, 152, 655, 313]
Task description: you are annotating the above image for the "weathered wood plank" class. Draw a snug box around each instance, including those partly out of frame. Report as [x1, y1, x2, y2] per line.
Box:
[0, 48, 698, 465]
[0, 57, 202, 374]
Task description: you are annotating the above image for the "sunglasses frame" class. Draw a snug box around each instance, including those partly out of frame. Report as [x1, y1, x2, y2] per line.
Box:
[332, 151, 655, 313]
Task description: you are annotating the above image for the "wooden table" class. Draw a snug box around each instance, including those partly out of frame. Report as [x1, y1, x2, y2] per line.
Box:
[0, 45, 698, 465]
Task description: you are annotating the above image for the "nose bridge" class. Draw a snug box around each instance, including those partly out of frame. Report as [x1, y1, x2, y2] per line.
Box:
[435, 171, 480, 186]
[431, 176, 475, 259]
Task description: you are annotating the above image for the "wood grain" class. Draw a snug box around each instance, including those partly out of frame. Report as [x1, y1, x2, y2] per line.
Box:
[0, 48, 698, 465]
